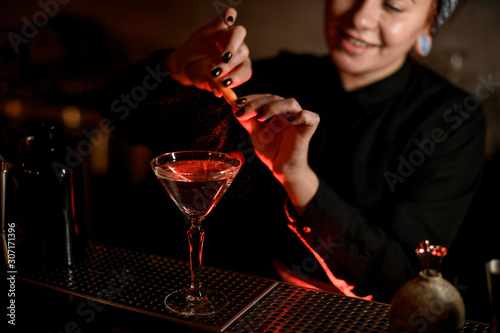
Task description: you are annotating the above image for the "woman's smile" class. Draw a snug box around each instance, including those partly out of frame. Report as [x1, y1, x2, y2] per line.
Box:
[339, 30, 380, 54]
[325, 0, 433, 90]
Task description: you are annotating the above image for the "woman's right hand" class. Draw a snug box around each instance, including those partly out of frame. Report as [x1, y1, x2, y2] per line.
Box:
[233, 94, 321, 214]
[165, 8, 251, 98]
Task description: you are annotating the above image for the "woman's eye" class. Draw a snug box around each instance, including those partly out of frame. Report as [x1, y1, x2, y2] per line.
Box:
[384, 3, 403, 12]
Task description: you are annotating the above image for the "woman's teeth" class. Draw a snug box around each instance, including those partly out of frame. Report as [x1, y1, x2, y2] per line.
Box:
[347, 36, 372, 47]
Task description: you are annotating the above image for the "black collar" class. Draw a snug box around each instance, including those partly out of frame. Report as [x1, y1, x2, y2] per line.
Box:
[347, 57, 413, 112]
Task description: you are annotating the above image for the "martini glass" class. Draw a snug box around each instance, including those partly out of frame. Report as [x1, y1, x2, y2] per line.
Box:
[150, 150, 242, 316]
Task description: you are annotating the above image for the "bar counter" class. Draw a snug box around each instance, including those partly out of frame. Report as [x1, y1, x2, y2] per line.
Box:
[1, 240, 492, 332]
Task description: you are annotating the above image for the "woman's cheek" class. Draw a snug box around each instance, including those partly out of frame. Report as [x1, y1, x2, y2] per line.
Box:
[383, 22, 409, 46]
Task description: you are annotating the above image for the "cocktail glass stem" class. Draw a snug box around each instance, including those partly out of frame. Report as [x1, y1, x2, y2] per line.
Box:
[187, 219, 205, 301]
[152, 150, 241, 316]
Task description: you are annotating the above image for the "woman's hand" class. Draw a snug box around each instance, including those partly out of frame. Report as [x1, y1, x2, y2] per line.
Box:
[165, 8, 251, 98]
[234, 94, 321, 213]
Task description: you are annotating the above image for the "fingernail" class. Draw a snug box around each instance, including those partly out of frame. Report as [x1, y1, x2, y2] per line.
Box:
[222, 52, 232, 63]
[236, 98, 246, 104]
[257, 109, 264, 119]
[227, 16, 234, 24]
[235, 108, 244, 117]
[223, 78, 232, 87]
[211, 67, 222, 77]
[287, 115, 296, 122]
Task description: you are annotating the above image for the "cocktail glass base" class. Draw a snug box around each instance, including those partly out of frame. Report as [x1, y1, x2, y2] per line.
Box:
[165, 287, 228, 316]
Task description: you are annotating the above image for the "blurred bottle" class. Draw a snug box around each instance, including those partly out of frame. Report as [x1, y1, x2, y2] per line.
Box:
[14, 121, 86, 266]
[1, 161, 14, 268]
[486, 259, 500, 333]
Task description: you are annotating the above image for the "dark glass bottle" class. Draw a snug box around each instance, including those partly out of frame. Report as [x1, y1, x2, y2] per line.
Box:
[15, 122, 85, 266]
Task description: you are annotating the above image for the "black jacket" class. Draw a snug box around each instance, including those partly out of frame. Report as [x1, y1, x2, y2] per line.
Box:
[101, 50, 486, 303]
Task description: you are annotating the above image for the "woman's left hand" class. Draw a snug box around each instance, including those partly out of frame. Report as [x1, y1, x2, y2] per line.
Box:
[234, 94, 321, 212]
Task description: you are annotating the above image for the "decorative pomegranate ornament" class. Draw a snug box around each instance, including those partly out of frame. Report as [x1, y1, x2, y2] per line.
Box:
[390, 240, 466, 333]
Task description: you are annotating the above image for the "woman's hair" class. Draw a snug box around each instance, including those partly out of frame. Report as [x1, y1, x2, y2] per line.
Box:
[428, 0, 440, 32]
[431, 0, 468, 34]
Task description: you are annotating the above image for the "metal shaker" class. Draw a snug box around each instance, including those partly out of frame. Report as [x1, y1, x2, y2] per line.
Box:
[486, 259, 500, 333]
[1, 161, 14, 268]
[15, 122, 85, 266]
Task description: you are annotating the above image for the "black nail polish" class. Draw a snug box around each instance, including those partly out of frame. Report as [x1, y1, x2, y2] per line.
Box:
[287, 115, 296, 122]
[211, 67, 222, 77]
[227, 16, 234, 24]
[236, 98, 246, 104]
[235, 108, 244, 117]
[223, 78, 232, 87]
[222, 52, 232, 63]
[264, 117, 273, 124]
[257, 110, 264, 119]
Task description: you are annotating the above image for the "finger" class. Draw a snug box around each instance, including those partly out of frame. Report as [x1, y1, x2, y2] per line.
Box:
[189, 52, 250, 100]
[237, 114, 270, 142]
[257, 98, 303, 122]
[184, 57, 235, 98]
[287, 110, 321, 131]
[208, 25, 246, 69]
[211, 54, 251, 95]
[228, 56, 252, 86]
[213, 7, 238, 29]
[233, 94, 281, 121]
[213, 42, 250, 78]
[223, 7, 237, 27]
[220, 25, 247, 62]
[232, 95, 270, 134]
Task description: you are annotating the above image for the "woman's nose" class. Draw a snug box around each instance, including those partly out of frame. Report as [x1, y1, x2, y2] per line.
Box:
[352, 0, 380, 30]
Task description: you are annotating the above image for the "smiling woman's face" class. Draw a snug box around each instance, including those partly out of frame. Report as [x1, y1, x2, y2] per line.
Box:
[325, 0, 434, 90]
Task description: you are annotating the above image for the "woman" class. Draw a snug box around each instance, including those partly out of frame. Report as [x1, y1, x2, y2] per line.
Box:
[104, 0, 485, 304]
